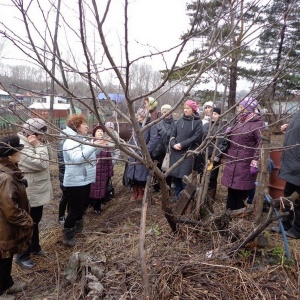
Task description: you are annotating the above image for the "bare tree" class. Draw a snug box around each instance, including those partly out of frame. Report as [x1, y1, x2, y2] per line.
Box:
[1, 1, 300, 297]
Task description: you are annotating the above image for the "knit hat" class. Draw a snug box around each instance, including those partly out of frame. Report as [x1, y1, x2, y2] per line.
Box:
[239, 97, 258, 112]
[22, 118, 47, 136]
[185, 100, 198, 112]
[92, 124, 104, 137]
[161, 104, 172, 113]
[203, 101, 215, 108]
[213, 107, 221, 115]
[105, 121, 114, 130]
[0, 135, 24, 157]
[146, 97, 158, 111]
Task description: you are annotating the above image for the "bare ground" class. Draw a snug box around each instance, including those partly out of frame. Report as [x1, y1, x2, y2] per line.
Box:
[11, 133, 300, 300]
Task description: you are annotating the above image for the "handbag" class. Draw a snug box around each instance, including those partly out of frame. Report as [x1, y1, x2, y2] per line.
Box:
[219, 138, 230, 154]
[161, 139, 172, 172]
[161, 152, 170, 172]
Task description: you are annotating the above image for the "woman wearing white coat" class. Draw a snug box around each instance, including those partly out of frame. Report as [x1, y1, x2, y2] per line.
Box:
[62, 114, 104, 246]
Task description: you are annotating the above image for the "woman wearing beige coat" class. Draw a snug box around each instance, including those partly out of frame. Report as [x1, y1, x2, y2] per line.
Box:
[15, 118, 53, 269]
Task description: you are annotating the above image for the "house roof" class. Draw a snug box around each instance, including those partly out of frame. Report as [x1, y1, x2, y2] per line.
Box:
[28, 103, 71, 110]
[0, 89, 9, 96]
[98, 93, 125, 103]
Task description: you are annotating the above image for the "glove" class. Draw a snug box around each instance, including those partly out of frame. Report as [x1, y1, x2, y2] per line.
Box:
[225, 127, 232, 134]
[207, 160, 213, 171]
[250, 166, 259, 175]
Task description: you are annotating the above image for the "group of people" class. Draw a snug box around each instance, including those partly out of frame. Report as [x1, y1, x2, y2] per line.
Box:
[124, 96, 263, 211]
[0, 115, 120, 298]
[1, 96, 300, 298]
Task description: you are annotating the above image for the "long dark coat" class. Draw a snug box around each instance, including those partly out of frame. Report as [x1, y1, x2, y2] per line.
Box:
[89, 151, 114, 199]
[278, 111, 300, 185]
[126, 118, 158, 183]
[0, 158, 33, 259]
[169, 113, 203, 178]
[221, 114, 264, 190]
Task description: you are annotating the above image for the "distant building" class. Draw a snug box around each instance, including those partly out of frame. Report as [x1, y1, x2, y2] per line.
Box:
[28, 97, 81, 129]
[0, 89, 11, 102]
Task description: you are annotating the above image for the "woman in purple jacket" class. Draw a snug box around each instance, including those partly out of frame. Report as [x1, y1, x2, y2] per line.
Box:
[221, 97, 264, 210]
[89, 125, 114, 214]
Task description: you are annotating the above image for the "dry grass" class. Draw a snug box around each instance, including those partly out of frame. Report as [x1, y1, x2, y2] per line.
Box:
[11, 158, 300, 299]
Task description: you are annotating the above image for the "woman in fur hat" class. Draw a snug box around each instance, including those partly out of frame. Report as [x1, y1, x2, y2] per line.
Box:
[0, 135, 33, 298]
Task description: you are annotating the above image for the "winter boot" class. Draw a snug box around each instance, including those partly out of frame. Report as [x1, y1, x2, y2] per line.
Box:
[6, 281, 27, 294]
[207, 187, 217, 201]
[75, 219, 84, 234]
[62, 227, 76, 247]
[137, 186, 144, 201]
[131, 185, 139, 200]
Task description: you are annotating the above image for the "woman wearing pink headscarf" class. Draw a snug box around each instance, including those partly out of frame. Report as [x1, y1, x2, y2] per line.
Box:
[169, 100, 203, 202]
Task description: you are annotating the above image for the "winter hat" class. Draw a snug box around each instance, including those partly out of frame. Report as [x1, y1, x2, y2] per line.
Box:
[92, 124, 104, 137]
[161, 104, 172, 113]
[203, 101, 215, 108]
[239, 97, 258, 112]
[22, 118, 47, 135]
[213, 107, 221, 115]
[105, 121, 114, 130]
[136, 108, 147, 119]
[146, 97, 158, 111]
[0, 135, 24, 157]
[185, 100, 198, 112]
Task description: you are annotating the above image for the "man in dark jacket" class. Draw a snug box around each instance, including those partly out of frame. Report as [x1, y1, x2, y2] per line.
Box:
[277, 111, 300, 238]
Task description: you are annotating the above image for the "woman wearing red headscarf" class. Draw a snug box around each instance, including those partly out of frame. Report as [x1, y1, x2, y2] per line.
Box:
[169, 100, 203, 202]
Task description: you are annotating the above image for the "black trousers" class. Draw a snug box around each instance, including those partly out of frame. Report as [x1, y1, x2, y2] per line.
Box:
[64, 184, 91, 229]
[281, 182, 300, 234]
[0, 257, 14, 295]
[226, 188, 250, 210]
[59, 186, 68, 219]
[16, 205, 43, 261]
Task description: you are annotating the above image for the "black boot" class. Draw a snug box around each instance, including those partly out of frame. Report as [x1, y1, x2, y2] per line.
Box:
[207, 187, 217, 201]
[75, 219, 83, 233]
[62, 227, 76, 247]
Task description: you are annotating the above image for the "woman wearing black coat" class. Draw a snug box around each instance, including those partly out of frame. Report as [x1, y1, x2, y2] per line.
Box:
[169, 100, 203, 201]
[126, 108, 158, 200]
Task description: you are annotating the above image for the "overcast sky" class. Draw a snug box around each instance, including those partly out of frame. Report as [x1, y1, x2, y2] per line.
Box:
[0, 0, 191, 71]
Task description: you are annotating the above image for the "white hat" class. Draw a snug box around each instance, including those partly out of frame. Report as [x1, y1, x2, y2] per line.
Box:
[161, 104, 172, 113]
[105, 121, 114, 130]
[203, 101, 215, 108]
